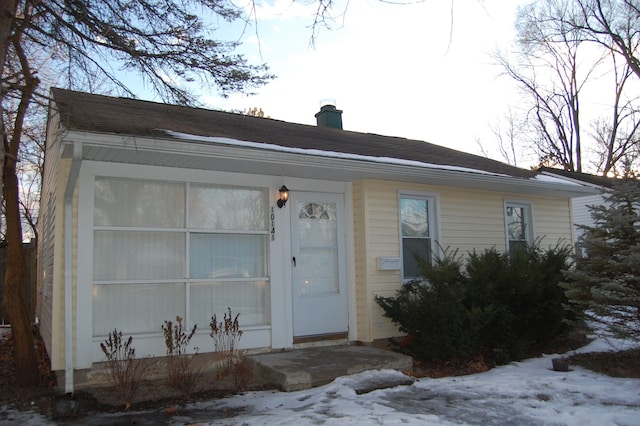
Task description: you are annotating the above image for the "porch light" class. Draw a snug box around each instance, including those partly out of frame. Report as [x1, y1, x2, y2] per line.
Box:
[277, 185, 289, 208]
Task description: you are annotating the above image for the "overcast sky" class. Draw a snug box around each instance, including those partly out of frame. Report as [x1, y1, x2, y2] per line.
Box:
[198, 0, 530, 158]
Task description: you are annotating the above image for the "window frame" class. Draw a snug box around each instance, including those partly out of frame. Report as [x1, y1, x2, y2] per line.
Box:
[504, 200, 535, 255]
[91, 176, 271, 337]
[398, 191, 440, 282]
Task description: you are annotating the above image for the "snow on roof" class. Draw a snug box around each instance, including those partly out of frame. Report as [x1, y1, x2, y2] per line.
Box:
[533, 173, 585, 186]
[163, 130, 512, 178]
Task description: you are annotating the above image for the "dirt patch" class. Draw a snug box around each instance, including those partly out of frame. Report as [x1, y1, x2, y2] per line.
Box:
[406, 328, 594, 378]
[570, 348, 640, 378]
[0, 329, 272, 419]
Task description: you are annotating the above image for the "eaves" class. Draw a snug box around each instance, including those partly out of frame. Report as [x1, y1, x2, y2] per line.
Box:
[60, 130, 599, 199]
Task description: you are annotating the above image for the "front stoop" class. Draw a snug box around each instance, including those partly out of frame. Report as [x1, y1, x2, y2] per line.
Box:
[248, 345, 413, 392]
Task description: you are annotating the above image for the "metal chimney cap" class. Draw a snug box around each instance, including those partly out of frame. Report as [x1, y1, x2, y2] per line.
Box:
[319, 98, 336, 108]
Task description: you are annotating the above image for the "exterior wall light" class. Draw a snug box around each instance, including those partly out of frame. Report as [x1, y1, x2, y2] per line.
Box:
[277, 185, 289, 208]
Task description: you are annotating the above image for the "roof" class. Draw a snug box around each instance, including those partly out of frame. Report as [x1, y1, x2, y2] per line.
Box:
[48, 88, 599, 198]
[539, 167, 624, 189]
[51, 88, 534, 179]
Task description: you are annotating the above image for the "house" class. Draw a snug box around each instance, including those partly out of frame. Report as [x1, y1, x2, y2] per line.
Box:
[538, 167, 622, 248]
[38, 88, 598, 392]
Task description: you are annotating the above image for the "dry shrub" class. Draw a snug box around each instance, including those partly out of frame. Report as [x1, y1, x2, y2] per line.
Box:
[210, 308, 243, 371]
[99, 329, 147, 406]
[162, 316, 199, 397]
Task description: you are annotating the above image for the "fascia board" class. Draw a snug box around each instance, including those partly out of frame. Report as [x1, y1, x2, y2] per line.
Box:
[60, 131, 598, 198]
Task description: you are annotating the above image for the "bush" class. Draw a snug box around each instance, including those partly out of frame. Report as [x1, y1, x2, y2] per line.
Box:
[376, 243, 572, 364]
[162, 316, 199, 397]
[377, 252, 489, 361]
[99, 329, 147, 407]
[210, 307, 251, 390]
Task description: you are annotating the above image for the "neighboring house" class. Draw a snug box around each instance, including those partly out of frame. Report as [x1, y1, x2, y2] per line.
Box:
[538, 167, 620, 248]
[38, 89, 597, 392]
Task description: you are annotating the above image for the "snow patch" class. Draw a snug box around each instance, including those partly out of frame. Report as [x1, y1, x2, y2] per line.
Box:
[161, 129, 512, 177]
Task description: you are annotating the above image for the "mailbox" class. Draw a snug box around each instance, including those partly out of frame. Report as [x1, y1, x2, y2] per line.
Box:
[376, 256, 401, 271]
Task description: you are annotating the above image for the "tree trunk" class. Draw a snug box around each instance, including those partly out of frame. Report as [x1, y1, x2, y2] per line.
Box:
[2, 0, 41, 387]
[3, 157, 39, 387]
[0, 0, 20, 218]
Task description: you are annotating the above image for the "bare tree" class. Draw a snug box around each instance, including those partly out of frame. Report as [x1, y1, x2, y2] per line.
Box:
[558, 0, 640, 81]
[495, 0, 640, 174]
[497, 0, 601, 172]
[589, 53, 640, 175]
[477, 107, 530, 167]
[2, 90, 47, 242]
[1, 0, 273, 386]
[2, 1, 41, 386]
[16, 107, 45, 241]
[0, 0, 20, 256]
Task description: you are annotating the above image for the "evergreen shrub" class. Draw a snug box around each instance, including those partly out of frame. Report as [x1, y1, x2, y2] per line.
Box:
[563, 176, 640, 341]
[375, 243, 572, 364]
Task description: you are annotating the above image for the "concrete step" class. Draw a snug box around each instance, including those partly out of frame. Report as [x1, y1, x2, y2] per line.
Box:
[248, 345, 414, 392]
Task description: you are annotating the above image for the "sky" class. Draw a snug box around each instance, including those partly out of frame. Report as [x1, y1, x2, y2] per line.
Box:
[3, 334, 639, 425]
[196, 0, 530, 159]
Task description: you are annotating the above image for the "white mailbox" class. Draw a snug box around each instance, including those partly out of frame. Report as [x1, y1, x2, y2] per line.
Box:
[376, 256, 401, 271]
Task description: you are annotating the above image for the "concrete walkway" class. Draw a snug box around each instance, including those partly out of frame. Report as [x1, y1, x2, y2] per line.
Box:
[248, 344, 414, 392]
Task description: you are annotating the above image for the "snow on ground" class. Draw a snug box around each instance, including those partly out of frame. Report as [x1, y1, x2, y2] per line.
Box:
[1, 337, 639, 425]
[174, 353, 639, 426]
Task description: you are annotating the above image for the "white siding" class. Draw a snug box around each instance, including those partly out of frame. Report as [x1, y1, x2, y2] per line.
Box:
[571, 193, 606, 242]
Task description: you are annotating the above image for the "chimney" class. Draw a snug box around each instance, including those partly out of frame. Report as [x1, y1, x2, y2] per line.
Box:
[315, 100, 343, 130]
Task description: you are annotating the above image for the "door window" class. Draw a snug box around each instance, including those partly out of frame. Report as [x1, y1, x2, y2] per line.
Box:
[297, 202, 339, 296]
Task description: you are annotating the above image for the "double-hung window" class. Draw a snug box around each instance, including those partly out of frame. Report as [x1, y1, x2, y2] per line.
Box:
[505, 201, 533, 256]
[400, 194, 437, 281]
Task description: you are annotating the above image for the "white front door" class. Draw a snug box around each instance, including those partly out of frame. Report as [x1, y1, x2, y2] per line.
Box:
[291, 192, 348, 337]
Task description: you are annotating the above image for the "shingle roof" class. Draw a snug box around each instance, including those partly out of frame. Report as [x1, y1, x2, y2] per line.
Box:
[51, 88, 536, 179]
[538, 167, 620, 189]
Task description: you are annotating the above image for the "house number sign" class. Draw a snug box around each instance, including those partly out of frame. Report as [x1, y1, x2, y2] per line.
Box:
[271, 207, 275, 241]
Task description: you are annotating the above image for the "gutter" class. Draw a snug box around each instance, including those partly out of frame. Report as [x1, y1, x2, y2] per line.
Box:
[63, 141, 82, 394]
[67, 131, 599, 199]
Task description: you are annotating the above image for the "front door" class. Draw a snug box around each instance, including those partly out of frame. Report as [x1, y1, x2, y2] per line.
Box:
[291, 192, 348, 337]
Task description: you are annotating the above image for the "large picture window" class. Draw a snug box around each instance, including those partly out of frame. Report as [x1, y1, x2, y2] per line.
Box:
[400, 194, 437, 281]
[92, 177, 269, 337]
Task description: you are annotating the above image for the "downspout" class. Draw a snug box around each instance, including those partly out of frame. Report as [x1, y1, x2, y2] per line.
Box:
[63, 142, 82, 394]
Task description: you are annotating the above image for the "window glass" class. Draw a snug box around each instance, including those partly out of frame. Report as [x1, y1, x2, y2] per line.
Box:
[92, 177, 271, 338]
[402, 238, 432, 279]
[94, 178, 185, 228]
[190, 185, 267, 230]
[297, 202, 339, 296]
[400, 196, 433, 280]
[190, 233, 267, 279]
[93, 283, 185, 335]
[400, 198, 430, 237]
[506, 206, 526, 241]
[298, 202, 337, 247]
[506, 203, 532, 255]
[298, 247, 339, 296]
[189, 281, 269, 328]
[93, 231, 185, 280]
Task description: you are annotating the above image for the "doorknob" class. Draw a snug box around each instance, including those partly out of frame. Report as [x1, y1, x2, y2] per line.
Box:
[292, 256, 296, 267]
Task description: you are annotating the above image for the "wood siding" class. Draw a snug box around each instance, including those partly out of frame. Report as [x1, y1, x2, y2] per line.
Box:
[352, 179, 574, 341]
